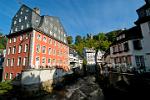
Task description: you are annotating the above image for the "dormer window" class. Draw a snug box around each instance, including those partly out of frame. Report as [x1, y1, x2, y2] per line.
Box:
[20, 11, 23, 15]
[19, 18, 21, 22]
[25, 16, 27, 20]
[26, 23, 29, 28]
[15, 28, 17, 31]
[14, 21, 16, 25]
[26, 9, 29, 12]
[21, 25, 24, 30]
[36, 20, 39, 23]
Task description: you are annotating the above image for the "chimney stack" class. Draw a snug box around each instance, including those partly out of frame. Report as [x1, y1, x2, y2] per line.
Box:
[33, 7, 40, 15]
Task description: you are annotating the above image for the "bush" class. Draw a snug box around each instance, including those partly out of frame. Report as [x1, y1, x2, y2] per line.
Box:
[0, 81, 13, 94]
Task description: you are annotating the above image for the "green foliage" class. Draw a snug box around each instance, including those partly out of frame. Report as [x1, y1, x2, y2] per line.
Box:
[0, 81, 13, 94]
[71, 30, 118, 57]
[67, 36, 73, 45]
[106, 30, 122, 42]
[75, 35, 82, 44]
[0, 33, 7, 49]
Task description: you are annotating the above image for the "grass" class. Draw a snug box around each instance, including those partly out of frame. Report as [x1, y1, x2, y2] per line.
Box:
[0, 81, 13, 95]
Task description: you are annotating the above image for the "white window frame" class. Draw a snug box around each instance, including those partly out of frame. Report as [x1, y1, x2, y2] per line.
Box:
[20, 35, 23, 41]
[23, 57, 27, 66]
[8, 47, 11, 55]
[42, 57, 46, 64]
[36, 44, 40, 53]
[18, 45, 22, 53]
[37, 34, 41, 40]
[9, 39, 12, 43]
[19, 18, 21, 22]
[48, 48, 51, 55]
[10, 73, 13, 79]
[43, 37, 47, 42]
[21, 25, 24, 30]
[13, 38, 16, 42]
[42, 46, 46, 54]
[7, 58, 10, 66]
[12, 46, 16, 54]
[25, 16, 27, 20]
[24, 44, 28, 52]
[11, 58, 14, 66]
[17, 57, 21, 66]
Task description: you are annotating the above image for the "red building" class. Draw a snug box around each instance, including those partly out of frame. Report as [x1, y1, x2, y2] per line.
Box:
[3, 5, 69, 80]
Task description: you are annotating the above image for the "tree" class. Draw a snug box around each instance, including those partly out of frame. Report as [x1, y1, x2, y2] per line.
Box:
[67, 36, 73, 45]
[75, 35, 82, 44]
[106, 30, 122, 42]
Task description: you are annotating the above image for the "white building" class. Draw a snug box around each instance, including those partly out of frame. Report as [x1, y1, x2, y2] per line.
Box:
[109, 26, 145, 72]
[83, 47, 104, 73]
[69, 48, 83, 72]
[135, 0, 150, 71]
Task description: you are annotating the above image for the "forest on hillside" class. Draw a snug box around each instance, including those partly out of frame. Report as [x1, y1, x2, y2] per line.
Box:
[67, 30, 122, 56]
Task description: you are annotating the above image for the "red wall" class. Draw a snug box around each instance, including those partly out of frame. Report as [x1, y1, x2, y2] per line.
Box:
[32, 31, 69, 71]
[3, 32, 31, 80]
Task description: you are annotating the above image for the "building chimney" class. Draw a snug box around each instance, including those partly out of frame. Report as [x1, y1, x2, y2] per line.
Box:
[33, 7, 40, 15]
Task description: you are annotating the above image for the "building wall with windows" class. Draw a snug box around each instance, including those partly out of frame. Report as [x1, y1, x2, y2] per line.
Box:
[109, 26, 146, 72]
[4, 32, 30, 80]
[135, 0, 150, 71]
[3, 4, 69, 80]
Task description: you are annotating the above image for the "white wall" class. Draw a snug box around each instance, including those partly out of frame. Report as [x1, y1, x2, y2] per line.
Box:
[21, 68, 65, 85]
[140, 22, 150, 71]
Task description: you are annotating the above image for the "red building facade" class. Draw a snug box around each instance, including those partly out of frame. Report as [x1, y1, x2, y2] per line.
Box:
[3, 5, 69, 80]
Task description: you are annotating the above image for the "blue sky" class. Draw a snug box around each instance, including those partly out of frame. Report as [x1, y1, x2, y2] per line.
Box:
[0, 0, 145, 38]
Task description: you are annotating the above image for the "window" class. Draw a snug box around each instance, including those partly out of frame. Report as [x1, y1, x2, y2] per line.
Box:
[124, 42, 129, 52]
[135, 56, 145, 68]
[12, 46, 16, 54]
[49, 39, 52, 44]
[146, 8, 150, 16]
[48, 48, 51, 55]
[37, 34, 41, 40]
[18, 45, 22, 53]
[48, 58, 51, 64]
[24, 44, 28, 52]
[9, 39, 12, 43]
[14, 21, 16, 25]
[5, 73, 9, 79]
[133, 40, 142, 50]
[13, 38, 16, 42]
[10, 73, 13, 79]
[19, 18, 21, 22]
[8, 47, 11, 55]
[43, 37, 47, 42]
[17, 57, 21, 66]
[42, 46, 46, 53]
[42, 57, 46, 64]
[26, 23, 29, 28]
[21, 25, 24, 30]
[26, 34, 28, 39]
[25, 16, 27, 20]
[15, 28, 17, 31]
[20, 36, 23, 41]
[7, 59, 10, 66]
[23, 57, 27, 66]
[11, 58, 15, 66]
[36, 44, 40, 53]
[20, 11, 23, 14]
